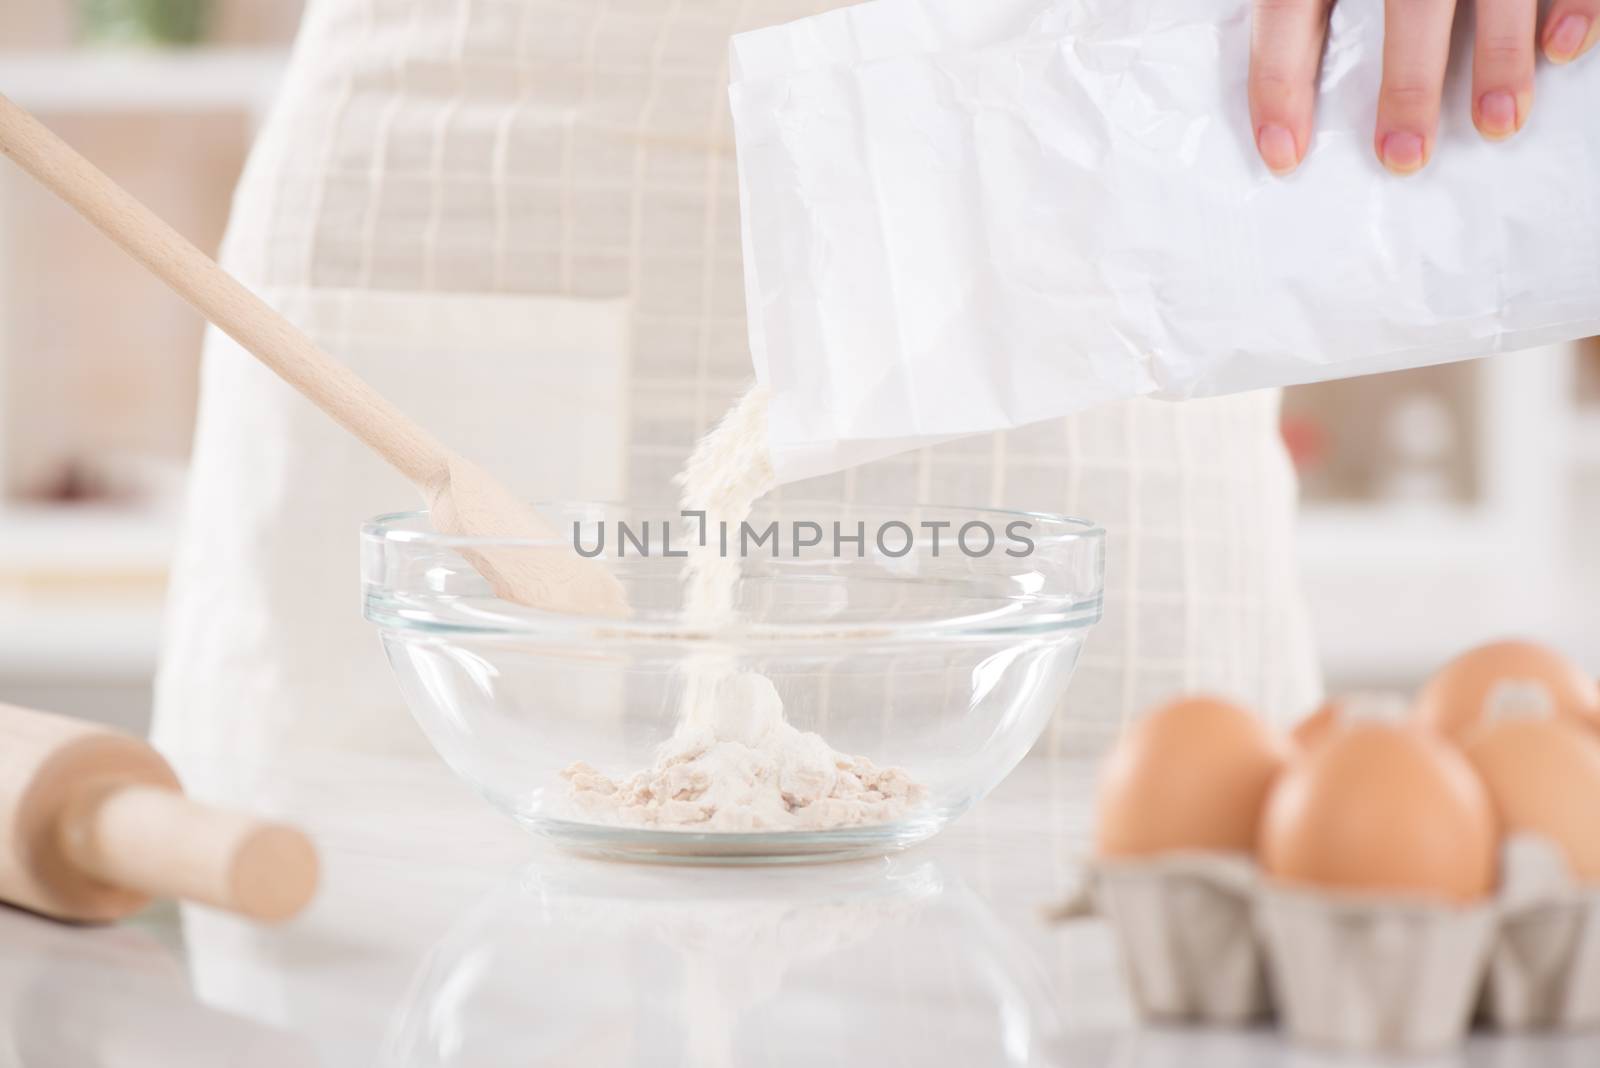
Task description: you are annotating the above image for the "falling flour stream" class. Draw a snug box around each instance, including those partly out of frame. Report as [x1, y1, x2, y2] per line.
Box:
[562, 386, 927, 831]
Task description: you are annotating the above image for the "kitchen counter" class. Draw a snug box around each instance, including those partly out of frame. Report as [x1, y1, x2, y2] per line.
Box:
[3, 753, 1595, 1066]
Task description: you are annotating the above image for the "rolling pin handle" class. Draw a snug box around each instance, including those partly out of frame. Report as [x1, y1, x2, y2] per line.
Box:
[57, 782, 319, 923]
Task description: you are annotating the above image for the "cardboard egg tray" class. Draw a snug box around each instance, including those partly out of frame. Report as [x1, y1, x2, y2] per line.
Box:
[1060, 838, 1600, 1053]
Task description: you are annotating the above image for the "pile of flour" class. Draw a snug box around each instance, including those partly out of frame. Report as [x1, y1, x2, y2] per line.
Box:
[561, 386, 927, 831]
[563, 671, 924, 831]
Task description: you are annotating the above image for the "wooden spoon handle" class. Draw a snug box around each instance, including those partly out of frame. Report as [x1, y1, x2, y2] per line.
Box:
[0, 92, 449, 489]
[57, 783, 319, 923]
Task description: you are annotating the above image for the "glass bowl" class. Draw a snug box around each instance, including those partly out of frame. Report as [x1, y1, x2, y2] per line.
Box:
[361, 501, 1103, 863]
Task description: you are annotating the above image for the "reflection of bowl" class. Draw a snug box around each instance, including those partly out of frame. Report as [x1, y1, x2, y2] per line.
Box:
[362, 501, 1103, 863]
[384, 858, 1064, 1066]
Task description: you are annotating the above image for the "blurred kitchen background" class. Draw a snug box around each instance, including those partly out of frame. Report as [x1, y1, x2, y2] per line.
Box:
[2, 0, 1598, 734]
[0, 0, 300, 728]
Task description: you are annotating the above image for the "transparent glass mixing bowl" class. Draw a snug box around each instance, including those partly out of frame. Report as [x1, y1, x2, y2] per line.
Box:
[362, 501, 1103, 863]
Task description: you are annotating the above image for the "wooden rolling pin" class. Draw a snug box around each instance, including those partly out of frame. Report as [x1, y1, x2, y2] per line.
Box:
[0, 704, 317, 924]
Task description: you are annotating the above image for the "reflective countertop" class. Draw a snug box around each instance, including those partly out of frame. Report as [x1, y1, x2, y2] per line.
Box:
[4, 753, 1596, 1066]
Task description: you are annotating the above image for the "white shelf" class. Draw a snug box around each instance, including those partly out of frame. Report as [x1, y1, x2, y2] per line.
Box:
[0, 503, 175, 575]
[0, 48, 287, 113]
[1294, 345, 1578, 685]
[1573, 413, 1600, 467]
[1298, 503, 1528, 682]
[0, 504, 175, 678]
[1297, 503, 1506, 564]
[0, 595, 164, 678]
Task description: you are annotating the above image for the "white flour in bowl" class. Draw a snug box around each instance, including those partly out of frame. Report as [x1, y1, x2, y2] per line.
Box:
[561, 386, 927, 831]
[563, 671, 924, 831]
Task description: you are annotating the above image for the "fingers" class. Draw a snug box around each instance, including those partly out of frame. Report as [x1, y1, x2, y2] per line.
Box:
[1263, 0, 1584, 177]
[1375, 0, 1458, 174]
[1543, 0, 1600, 62]
[1250, 0, 1332, 175]
[1473, 0, 1537, 140]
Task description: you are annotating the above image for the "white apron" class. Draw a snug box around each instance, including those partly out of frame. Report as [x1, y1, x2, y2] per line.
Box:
[153, 0, 1321, 799]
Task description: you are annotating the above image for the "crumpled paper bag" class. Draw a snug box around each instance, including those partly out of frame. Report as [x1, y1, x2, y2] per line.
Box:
[731, 0, 1600, 481]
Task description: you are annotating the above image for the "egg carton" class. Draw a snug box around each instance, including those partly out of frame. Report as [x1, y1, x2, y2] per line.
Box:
[1485, 892, 1600, 1030]
[1053, 852, 1269, 1025]
[1055, 836, 1600, 1053]
[1257, 881, 1494, 1053]
[1482, 836, 1600, 1031]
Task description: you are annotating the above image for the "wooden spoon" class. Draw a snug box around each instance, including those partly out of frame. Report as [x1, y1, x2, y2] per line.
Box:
[0, 93, 625, 617]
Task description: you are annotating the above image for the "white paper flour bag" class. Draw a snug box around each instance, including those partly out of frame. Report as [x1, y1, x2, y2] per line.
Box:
[730, 0, 1600, 481]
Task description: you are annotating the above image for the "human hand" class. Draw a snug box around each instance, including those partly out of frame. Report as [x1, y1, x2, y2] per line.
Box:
[1249, 0, 1598, 176]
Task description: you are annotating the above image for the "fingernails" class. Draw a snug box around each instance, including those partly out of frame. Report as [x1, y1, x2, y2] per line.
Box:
[1476, 90, 1520, 140]
[1546, 13, 1592, 62]
[1256, 124, 1299, 175]
[1379, 131, 1428, 175]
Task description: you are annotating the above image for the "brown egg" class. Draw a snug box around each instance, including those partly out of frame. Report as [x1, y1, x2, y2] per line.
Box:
[1416, 640, 1600, 742]
[1289, 692, 1409, 754]
[1289, 700, 1341, 754]
[1095, 696, 1286, 858]
[1260, 723, 1496, 902]
[1464, 717, 1600, 881]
